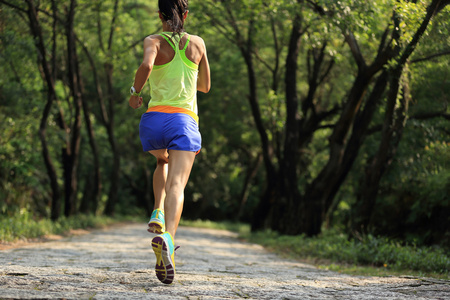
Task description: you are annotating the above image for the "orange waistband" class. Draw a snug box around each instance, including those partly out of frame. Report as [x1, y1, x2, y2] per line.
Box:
[146, 105, 199, 123]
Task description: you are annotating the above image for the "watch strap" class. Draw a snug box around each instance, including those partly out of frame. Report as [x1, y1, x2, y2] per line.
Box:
[130, 86, 141, 96]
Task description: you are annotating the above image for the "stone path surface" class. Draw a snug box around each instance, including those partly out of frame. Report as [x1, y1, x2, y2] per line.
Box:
[0, 223, 449, 299]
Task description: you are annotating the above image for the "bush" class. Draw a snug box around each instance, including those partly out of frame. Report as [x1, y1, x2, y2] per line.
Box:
[246, 229, 450, 276]
[0, 209, 116, 243]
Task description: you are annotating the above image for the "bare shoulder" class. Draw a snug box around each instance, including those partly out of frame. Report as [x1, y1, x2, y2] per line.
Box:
[188, 34, 207, 48]
[144, 34, 164, 46]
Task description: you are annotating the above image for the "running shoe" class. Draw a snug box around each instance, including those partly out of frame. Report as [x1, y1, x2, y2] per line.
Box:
[148, 209, 165, 234]
[152, 232, 176, 284]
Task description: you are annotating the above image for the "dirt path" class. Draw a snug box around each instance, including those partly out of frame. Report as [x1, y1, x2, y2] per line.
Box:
[0, 223, 448, 299]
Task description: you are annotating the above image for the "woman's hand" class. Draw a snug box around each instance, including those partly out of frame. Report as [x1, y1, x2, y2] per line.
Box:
[129, 95, 143, 109]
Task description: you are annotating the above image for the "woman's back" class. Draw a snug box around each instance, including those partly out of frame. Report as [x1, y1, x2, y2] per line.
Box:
[154, 33, 205, 66]
[147, 32, 202, 118]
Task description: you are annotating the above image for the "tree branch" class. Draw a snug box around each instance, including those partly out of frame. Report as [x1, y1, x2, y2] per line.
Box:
[125, 26, 161, 52]
[397, 0, 444, 66]
[203, 10, 236, 45]
[0, 0, 27, 12]
[410, 111, 450, 120]
[344, 31, 366, 70]
[305, 0, 329, 16]
[251, 49, 274, 73]
[436, 0, 450, 15]
[411, 50, 450, 63]
[107, 0, 119, 51]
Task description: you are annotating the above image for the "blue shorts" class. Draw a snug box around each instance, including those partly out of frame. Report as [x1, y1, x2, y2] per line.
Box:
[139, 112, 201, 153]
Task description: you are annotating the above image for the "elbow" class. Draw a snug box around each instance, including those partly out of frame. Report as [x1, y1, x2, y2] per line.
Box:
[202, 82, 211, 93]
[198, 83, 210, 93]
[197, 79, 211, 93]
[140, 62, 152, 72]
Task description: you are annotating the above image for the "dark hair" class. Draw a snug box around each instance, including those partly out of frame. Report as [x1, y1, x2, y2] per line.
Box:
[158, 0, 189, 34]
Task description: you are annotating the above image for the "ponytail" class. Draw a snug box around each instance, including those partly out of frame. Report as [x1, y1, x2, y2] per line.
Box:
[158, 0, 189, 35]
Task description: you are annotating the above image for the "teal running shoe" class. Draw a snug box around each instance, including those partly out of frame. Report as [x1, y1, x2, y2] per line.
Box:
[148, 209, 165, 234]
[152, 232, 177, 284]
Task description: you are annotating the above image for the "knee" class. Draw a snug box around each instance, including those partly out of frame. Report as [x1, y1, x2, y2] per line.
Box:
[165, 179, 184, 196]
[156, 157, 169, 165]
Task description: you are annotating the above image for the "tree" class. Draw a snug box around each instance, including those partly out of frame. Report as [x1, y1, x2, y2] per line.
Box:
[196, 0, 449, 236]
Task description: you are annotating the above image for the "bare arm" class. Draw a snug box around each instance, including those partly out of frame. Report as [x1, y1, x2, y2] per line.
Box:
[129, 36, 158, 109]
[197, 38, 211, 93]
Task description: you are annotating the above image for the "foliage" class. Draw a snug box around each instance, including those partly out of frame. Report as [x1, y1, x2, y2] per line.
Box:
[176, 220, 449, 278]
[0, 0, 448, 250]
[246, 229, 450, 278]
[180, 218, 251, 235]
[0, 209, 118, 243]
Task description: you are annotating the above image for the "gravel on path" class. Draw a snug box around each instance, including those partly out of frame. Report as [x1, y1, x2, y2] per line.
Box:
[0, 223, 449, 299]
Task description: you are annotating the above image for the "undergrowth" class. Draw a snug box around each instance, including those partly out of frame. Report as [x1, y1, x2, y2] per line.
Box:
[2, 215, 448, 279]
[0, 209, 123, 243]
[247, 229, 449, 279]
[181, 219, 449, 279]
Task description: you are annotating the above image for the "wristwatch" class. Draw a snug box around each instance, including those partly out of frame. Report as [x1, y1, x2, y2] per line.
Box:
[130, 86, 141, 96]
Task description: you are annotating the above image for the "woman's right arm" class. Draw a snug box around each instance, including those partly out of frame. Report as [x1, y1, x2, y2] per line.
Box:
[129, 36, 158, 109]
[197, 38, 210, 93]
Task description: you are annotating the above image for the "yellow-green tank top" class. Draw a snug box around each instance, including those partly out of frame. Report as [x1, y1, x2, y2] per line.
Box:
[147, 32, 199, 123]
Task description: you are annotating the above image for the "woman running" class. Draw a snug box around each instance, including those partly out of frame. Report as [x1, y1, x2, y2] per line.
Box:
[128, 0, 210, 284]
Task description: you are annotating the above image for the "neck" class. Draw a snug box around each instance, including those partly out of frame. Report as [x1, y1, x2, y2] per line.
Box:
[162, 22, 173, 32]
[162, 21, 185, 32]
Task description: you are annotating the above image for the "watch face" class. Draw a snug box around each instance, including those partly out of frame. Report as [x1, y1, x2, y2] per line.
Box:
[130, 86, 135, 95]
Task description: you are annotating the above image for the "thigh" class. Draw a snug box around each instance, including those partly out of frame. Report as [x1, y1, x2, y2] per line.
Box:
[166, 150, 196, 188]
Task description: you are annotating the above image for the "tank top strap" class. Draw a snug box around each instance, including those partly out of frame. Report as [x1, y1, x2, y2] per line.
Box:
[159, 32, 187, 52]
[160, 33, 176, 51]
[182, 34, 191, 51]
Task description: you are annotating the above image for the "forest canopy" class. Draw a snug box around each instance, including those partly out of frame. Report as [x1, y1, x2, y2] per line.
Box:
[0, 0, 449, 247]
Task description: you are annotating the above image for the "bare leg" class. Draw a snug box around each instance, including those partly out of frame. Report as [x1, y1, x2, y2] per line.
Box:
[164, 150, 196, 239]
[147, 150, 169, 233]
[149, 149, 169, 210]
[153, 160, 168, 210]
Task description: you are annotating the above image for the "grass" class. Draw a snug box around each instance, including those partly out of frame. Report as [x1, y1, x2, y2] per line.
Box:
[0, 209, 138, 243]
[179, 219, 450, 280]
[180, 219, 250, 235]
[2, 214, 448, 280]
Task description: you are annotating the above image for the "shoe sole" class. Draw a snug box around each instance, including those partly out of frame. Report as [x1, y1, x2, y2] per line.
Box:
[148, 219, 165, 234]
[151, 235, 175, 284]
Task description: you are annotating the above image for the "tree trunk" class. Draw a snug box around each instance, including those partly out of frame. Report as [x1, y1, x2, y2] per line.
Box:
[237, 152, 262, 221]
[103, 62, 121, 216]
[79, 94, 101, 214]
[292, 10, 403, 236]
[76, 25, 119, 216]
[102, 0, 121, 216]
[63, 0, 83, 217]
[351, 0, 445, 234]
[242, 48, 277, 230]
[301, 69, 375, 235]
[352, 67, 409, 233]
[231, 20, 277, 231]
[271, 12, 304, 234]
[24, 0, 61, 220]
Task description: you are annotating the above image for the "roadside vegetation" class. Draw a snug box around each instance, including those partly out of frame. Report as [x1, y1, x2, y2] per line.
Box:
[0, 210, 130, 243]
[181, 219, 450, 280]
[1, 215, 448, 280]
